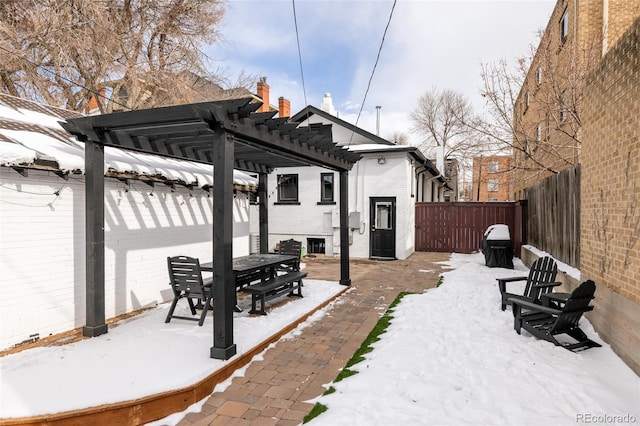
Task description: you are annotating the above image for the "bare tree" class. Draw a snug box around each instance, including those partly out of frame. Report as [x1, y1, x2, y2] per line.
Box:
[410, 88, 494, 180]
[389, 131, 409, 145]
[0, 0, 249, 113]
[470, 31, 600, 187]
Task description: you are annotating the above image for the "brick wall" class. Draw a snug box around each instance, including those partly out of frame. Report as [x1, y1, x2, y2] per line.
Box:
[0, 168, 251, 350]
[512, 0, 639, 199]
[471, 155, 511, 201]
[603, 0, 640, 53]
[580, 17, 640, 375]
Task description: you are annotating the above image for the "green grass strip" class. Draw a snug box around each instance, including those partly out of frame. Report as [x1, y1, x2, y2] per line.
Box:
[303, 403, 328, 422]
[303, 291, 414, 423]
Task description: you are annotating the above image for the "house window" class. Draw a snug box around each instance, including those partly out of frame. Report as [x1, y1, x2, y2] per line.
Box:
[536, 66, 543, 85]
[560, 9, 569, 41]
[536, 123, 542, 141]
[524, 92, 530, 112]
[277, 174, 298, 203]
[307, 238, 325, 254]
[320, 173, 334, 203]
[488, 179, 499, 192]
[560, 91, 568, 122]
[487, 161, 499, 173]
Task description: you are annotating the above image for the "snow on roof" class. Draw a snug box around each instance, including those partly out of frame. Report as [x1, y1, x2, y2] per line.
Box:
[346, 143, 415, 153]
[0, 94, 257, 189]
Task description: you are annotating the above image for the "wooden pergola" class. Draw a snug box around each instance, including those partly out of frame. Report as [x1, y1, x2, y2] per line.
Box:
[62, 98, 360, 359]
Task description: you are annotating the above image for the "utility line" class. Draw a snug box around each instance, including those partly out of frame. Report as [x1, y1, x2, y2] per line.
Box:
[0, 45, 130, 111]
[348, 0, 397, 145]
[292, 0, 309, 112]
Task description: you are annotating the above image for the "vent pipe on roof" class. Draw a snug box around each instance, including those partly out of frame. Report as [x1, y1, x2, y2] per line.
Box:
[375, 105, 381, 136]
[321, 93, 336, 115]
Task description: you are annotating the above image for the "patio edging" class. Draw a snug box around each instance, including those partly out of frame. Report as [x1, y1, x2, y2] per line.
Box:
[0, 287, 349, 426]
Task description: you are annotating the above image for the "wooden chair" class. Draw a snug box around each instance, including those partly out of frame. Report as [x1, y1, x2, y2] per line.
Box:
[497, 256, 560, 311]
[165, 256, 213, 326]
[277, 239, 302, 272]
[510, 280, 601, 351]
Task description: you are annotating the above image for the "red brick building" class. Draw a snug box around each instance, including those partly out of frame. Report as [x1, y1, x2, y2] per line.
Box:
[471, 155, 512, 201]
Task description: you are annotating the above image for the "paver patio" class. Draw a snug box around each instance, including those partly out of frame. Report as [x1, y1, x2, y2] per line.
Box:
[178, 252, 450, 426]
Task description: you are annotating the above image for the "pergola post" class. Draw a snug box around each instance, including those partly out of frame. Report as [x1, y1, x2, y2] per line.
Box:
[259, 172, 269, 254]
[210, 132, 237, 360]
[83, 140, 108, 337]
[339, 170, 351, 286]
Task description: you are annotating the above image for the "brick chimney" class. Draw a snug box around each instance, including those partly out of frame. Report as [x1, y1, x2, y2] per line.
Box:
[256, 77, 270, 113]
[85, 86, 106, 115]
[278, 97, 291, 118]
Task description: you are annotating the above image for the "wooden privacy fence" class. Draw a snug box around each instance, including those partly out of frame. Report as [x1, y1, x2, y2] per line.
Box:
[415, 201, 527, 256]
[526, 166, 580, 267]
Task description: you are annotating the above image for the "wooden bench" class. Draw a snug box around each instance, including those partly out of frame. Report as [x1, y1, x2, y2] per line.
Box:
[235, 269, 265, 289]
[244, 271, 307, 315]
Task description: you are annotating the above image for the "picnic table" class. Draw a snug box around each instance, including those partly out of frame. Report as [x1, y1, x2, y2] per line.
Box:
[200, 254, 297, 285]
[200, 254, 305, 314]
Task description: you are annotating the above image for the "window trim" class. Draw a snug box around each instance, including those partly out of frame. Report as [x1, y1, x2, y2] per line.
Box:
[487, 179, 499, 192]
[560, 8, 569, 42]
[276, 173, 299, 204]
[560, 91, 568, 122]
[319, 172, 335, 204]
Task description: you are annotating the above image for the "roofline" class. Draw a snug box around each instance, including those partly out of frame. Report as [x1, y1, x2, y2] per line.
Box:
[291, 105, 394, 146]
[354, 144, 445, 183]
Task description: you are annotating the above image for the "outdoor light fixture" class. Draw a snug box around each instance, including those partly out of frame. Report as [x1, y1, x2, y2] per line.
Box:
[378, 157, 386, 165]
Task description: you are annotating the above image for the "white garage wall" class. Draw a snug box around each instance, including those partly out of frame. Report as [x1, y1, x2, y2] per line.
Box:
[0, 167, 250, 350]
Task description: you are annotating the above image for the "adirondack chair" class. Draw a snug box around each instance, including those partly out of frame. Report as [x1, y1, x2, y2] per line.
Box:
[497, 256, 560, 311]
[165, 256, 213, 326]
[510, 280, 601, 351]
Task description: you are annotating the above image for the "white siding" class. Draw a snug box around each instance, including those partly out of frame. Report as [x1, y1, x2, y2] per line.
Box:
[0, 167, 250, 350]
[268, 167, 337, 255]
[267, 152, 418, 260]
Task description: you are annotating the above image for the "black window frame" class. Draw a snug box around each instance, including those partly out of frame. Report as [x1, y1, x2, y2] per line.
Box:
[318, 172, 335, 205]
[276, 173, 300, 204]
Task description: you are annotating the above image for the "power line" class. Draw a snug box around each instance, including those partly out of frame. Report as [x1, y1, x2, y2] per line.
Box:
[0, 45, 130, 111]
[349, 0, 397, 144]
[292, 0, 309, 110]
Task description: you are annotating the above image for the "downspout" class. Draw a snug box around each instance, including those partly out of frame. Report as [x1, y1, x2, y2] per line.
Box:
[414, 165, 428, 201]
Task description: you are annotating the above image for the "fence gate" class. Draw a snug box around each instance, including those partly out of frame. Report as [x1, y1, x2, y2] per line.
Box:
[415, 201, 526, 255]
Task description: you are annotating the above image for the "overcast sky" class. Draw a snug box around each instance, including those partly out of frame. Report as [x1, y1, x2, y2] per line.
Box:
[206, 0, 555, 145]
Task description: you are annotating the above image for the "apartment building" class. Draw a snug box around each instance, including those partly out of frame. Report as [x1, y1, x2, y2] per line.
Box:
[511, 0, 640, 199]
[471, 155, 512, 201]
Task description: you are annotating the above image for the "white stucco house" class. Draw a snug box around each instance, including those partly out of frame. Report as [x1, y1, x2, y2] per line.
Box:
[0, 93, 257, 350]
[258, 103, 447, 260]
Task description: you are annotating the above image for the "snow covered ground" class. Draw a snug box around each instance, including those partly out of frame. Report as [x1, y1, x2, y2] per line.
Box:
[309, 252, 640, 426]
[0, 279, 345, 419]
[2, 252, 639, 426]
